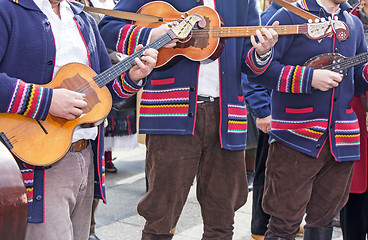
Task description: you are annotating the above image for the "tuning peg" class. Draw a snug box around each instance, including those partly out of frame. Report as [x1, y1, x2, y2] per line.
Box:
[328, 16, 332, 20]
[181, 14, 185, 19]
[314, 18, 320, 23]
[334, 16, 338, 20]
[308, 19, 313, 23]
[321, 17, 326, 22]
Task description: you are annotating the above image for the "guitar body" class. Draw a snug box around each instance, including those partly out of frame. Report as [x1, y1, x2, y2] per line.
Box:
[0, 143, 27, 240]
[0, 63, 112, 166]
[135, 1, 222, 67]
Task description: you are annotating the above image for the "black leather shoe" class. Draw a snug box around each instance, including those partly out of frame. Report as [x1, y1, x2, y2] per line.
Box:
[303, 228, 333, 240]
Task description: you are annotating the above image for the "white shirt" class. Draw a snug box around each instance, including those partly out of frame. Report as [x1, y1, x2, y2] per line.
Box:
[33, 0, 98, 142]
[197, 0, 220, 98]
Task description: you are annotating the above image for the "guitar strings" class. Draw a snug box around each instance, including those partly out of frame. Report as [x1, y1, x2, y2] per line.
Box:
[313, 54, 368, 71]
[3, 34, 175, 151]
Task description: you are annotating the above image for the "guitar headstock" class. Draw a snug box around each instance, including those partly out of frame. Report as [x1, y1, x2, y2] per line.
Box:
[169, 14, 206, 39]
[304, 20, 349, 41]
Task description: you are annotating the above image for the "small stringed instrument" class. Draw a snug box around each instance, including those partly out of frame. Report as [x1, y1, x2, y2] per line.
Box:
[0, 14, 204, 166]
[134, 1, 350, 68]
[304, 52, 368, 75]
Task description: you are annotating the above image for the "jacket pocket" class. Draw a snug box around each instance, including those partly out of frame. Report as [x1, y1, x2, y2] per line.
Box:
[140, 87, 190, 118]
[285, 107, 313, 114]
[227, 104, 247, 133]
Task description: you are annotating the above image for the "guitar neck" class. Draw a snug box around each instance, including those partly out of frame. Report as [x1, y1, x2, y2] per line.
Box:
[213, 25, 303, 37]
[343, 52, 368, 70]
[93, 31, 176, 87]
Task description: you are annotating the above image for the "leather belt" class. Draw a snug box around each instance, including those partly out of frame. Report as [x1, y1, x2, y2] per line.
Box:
[69, 139, 89, 152]
[197, 96, 219, 103]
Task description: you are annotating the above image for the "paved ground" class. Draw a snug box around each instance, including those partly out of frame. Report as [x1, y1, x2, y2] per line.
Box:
[94, 143, 344, 240]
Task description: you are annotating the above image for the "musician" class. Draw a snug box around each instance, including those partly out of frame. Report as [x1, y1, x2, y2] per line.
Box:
[98, 0, 278, 239]
[0, 0, 158, 239]
[243, 0, 368, 238]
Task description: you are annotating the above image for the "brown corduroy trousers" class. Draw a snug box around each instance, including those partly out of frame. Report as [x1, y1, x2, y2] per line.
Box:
[263, 141, 354, 239]
[138, 100, 248, 240]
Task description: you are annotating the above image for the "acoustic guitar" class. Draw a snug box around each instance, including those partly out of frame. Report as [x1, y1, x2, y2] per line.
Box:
[0, 14, 204, 166]
[134, 1, 349, 68]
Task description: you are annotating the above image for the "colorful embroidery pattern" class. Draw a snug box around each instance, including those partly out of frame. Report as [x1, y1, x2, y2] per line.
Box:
[140, 88, 190, 117]
[7, 80, 44, 119]
[297, 0, 309, 11]
[245, 48, 272, 75]
[117, 25, 143, 55]
[21, 169, 34, 203]
[334, 120, 360, 146]
[113, 73, 140, 98]
[228, 104, 247, 133]
[272, 118, 328, 141]
[278, 65, 307, 93]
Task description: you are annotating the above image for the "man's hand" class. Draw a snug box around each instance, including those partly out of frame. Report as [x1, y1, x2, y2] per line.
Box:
[128, 44, 158, 83]
[150, 23, 178, 48]
[256, 115, 271, 133]
[49, 88, 87, 120]
[312, 69, 343, 91]
[251, 21, 279, 56]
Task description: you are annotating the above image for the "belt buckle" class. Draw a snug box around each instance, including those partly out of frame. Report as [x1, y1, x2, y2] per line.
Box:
[70, 139, 88, 152]
[209, 96, 214, 102]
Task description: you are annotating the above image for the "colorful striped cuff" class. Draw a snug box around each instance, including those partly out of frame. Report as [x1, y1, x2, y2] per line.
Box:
[116, 24, 152, 55]
[277, 65, 313, 94]
[245, 47, 273, 75]
[7, 80, 52, 120]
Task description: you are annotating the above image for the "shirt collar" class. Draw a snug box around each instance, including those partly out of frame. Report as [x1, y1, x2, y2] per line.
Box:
[296, 0, 351, 15]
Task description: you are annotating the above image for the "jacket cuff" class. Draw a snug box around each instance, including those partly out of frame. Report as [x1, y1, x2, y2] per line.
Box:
[254, 105, 271, 119]
[7, 80, 53, 121]
[116, 24, 153, 55]
[277, 66, 314, 94]
[245, 47, 273, 75]
[112, 72, 145, 98]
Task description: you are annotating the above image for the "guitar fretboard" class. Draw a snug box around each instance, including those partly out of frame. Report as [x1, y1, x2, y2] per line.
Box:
[209, 25, 303, 37]
[342, 52, 368, 70]
[93, 31, 176, 88]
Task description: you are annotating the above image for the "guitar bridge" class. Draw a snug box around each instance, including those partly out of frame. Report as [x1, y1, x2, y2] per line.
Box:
[0, 132, 13, 150]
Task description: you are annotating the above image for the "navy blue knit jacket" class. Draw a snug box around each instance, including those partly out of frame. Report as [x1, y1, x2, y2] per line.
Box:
[243, 0, 368, 161]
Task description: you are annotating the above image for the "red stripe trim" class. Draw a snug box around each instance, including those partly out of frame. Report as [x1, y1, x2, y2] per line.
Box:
[335, 135, 360, 143]
[329, 88, 338, 160]
[118, 25, 131, 53]
[280, 66, 292, 92]
[151, 78, 175, 85]
[335, 121, 359, 130]
[11, 82, 26, 113]
[140, 105, 188, 114]
[346, 108, 354, 114]
[228, 122, 247, 131]
[285, 107, 313, 114]
[228, 107, 247, 116]
[142, 90, 189, 100]
[272, 120, 327, 129]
